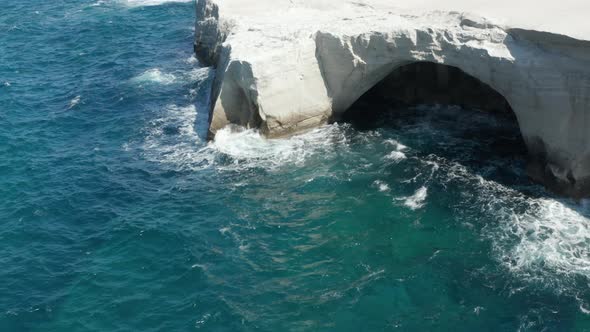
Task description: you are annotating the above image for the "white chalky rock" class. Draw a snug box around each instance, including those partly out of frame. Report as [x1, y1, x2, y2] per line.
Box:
[195, 0, 590, 197]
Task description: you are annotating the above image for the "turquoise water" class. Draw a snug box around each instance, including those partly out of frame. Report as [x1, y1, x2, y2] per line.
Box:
[2, 1, 590, 331]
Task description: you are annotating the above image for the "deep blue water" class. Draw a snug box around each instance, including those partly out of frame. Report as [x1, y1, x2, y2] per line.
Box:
[2, 1, 590, 331]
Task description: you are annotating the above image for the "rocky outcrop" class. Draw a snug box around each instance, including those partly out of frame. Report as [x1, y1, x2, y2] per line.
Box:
[195, 0, 590, 197]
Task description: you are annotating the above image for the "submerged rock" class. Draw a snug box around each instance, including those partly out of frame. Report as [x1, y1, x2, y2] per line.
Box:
[194, 0, 590, 197]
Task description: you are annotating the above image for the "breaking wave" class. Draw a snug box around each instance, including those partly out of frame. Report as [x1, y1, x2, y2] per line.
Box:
[142, 104, 212, 170]
[403, 186, 428, 210]
[479, 180, 590, 290]
[385, 150, 407, 162]
[131, 67, 213, 87]
[208, 125, 348, 171]
[373, 180, 390, 192]
[68, 95, 81, 109]
[434, 153, 590, 308]
[140, 93, 590, 314]
[142, 103, 349, 172]
[118, 0, 193, 7]
[131, 68, 177, 85]
[89, 0, 193, 8]
[505, 198, 590, 280]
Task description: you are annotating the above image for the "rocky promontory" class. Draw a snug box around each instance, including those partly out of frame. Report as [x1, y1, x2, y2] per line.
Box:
[195, 0, 590, 197]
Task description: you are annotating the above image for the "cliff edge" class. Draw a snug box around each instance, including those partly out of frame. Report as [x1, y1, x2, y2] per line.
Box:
[195, 0, 590, 197]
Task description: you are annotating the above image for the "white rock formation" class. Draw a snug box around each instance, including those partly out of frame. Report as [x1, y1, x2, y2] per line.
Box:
[195, 0, 590, 197]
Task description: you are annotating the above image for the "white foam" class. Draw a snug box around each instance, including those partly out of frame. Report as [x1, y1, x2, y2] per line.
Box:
[384, 138, 408, 162]
[384, 139, 407, 151]
[131, 68, 177, 85]
[119, 0, 192, 6]
[142, 104, 215, 169]
[185, 55, 199, 65]
[137, 97, 590, 312]
[69, 95, 81, 109]
[385, 150, 407, 162]
[142, 103, 349, 172]
[209, 124, 346, 170]
[187, 67, 213, 82]
[440, 162, 590, 305]
[90, 0, 106, 6]
[370, 104, 590, 300]
[494, 197, 590, 282]
[424, 159, 440, 172]
[373, 180, 390, 192]
[131, 67, 212, 87]
[4, 82, 10, 87]
[403, 186, 428, 210]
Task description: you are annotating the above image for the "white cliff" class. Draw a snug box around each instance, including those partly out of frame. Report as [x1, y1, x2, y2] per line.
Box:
[195, 0, 590, 197]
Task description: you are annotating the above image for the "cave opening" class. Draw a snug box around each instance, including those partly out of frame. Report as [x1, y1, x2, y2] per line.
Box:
[342, 62, 519, 128]
[341, 61, 531, 189]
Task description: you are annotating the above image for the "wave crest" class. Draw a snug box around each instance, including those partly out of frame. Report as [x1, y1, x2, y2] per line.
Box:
[208, 124, 348, 171]
[403, 186, 428, 210]
[132, 68, 177, 85]
[119, 0, 192, 6]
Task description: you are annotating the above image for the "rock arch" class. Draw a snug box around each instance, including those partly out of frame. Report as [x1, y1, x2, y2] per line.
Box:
[339, 61, 518, 129]
[311, 29, 590, 197]
[196, 0, 590, 196]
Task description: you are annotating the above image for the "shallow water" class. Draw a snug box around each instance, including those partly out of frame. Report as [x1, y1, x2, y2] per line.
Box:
[2, 1, 590, 331]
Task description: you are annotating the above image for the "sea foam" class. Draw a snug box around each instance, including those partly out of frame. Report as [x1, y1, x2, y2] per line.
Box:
[494, 195, 590, 282]
[403, 186, 428, 210]
[68, 95, 81, 109]
[385, 151, 407, 162]
[373, 180, 390, 192]
[209, 124, 347, 171]
[120, 0, 192, 6]
[445, 162, 590, 306]
[142, 104, 213, 170]
[143, 102, 349, 172]
[132, 68, 177, 85]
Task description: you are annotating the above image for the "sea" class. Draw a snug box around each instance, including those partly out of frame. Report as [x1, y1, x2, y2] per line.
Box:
[2, 0, 590, 331]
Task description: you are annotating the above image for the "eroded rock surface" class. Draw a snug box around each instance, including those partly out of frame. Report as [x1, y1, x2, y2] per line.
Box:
[195, 0, 590, 197]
